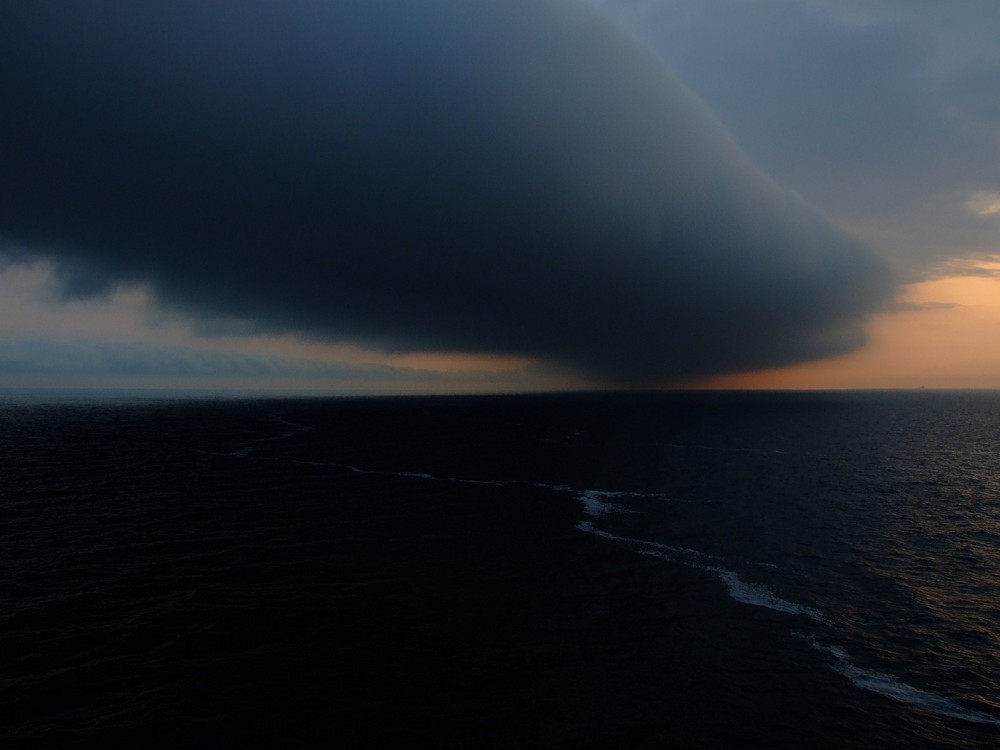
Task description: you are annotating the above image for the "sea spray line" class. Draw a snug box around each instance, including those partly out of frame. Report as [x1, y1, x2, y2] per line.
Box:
[328, 463, 664, 505]
[694, 565, 828, 624]
[221, 415, 315, 457]
[249, 444, 666, 512]
[222, 416, 665, 512]
[796, 635, 1000, 727]
[266, 415, 315, 440]
[576, 522, 824, 622]
[579, 515, 1000, 728]
[578, 490, 647, 517]
[224, 416, 670, 503]
[235, 431, 832, 630]
[576, 521, 718, 564]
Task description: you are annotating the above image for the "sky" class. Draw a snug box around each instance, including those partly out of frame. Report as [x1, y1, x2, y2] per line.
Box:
[1, 0, 998, 392]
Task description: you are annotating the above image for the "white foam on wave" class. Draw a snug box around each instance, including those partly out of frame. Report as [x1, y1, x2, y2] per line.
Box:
[269, 416, 314, 432]
[259, 416, 315, 443]
[578, 490, 632, 517]
[697, 566, 828, 623]
[290, 460, 522, 489]
[576, 521, 716, 563]
[577, 523, 827, 624]
[251, 441, 675, 522]
[220, 415, 315, 457]
[577, 489, 668, 516]
[284, 457, 666, 514]
[576, 520, 627, 542]
[409, 473, 512, 488]
[579, 509, 1000, 729]
[368, 466, 500, 485]
[798, 635, 1000, 727]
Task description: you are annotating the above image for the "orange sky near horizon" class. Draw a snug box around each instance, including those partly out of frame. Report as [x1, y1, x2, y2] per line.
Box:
[2, 257, 999, 392]
[705, 260, 1000, 390]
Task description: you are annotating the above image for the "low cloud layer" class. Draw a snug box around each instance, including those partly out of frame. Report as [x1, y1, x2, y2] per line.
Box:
[0, 0, 894, 384]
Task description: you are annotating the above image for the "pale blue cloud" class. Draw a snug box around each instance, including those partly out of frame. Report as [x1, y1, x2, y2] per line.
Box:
[0, 340, 419, 382]
[593, 0, 1000, 270]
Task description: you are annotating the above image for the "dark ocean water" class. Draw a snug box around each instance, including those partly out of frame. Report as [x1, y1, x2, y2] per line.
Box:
[2, 390, 999, 748]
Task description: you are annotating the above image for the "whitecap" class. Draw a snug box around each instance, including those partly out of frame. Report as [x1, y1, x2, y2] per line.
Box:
[799, 635, 1000, 727]
[695, 566, 828, 623]
[395, 471, 437, 480]
[576, 523, 825, 623]
[576, 520, 627, 542]
[576, 488, 668, 516]
[578, 490, 633, 517]
[576, 522, 715, 563]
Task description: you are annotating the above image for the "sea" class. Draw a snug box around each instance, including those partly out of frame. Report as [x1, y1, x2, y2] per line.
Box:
[2, 390, 999, 748]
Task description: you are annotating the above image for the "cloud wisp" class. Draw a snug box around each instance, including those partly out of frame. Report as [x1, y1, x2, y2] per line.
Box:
[0, 0, 894, 385]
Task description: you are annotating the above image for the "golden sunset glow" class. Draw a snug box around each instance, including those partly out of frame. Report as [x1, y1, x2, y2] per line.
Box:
[707, 259, 1000, 390]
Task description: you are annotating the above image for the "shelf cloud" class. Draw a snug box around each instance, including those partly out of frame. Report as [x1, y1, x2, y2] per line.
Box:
[0, 0, 894, 384]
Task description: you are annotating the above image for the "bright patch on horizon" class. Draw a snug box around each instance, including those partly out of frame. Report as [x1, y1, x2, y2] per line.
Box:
[705, 261, 1000, 390]
[0, 260, 565, 392]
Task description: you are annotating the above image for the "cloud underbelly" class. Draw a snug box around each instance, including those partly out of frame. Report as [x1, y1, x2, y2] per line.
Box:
[0, 0, 894, 383]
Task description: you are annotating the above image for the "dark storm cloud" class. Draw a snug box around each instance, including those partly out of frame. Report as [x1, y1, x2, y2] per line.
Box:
[0, 0, 893, 384]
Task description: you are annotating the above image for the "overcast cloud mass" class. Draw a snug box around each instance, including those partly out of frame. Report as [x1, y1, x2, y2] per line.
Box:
[1, 0, 896, 384]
